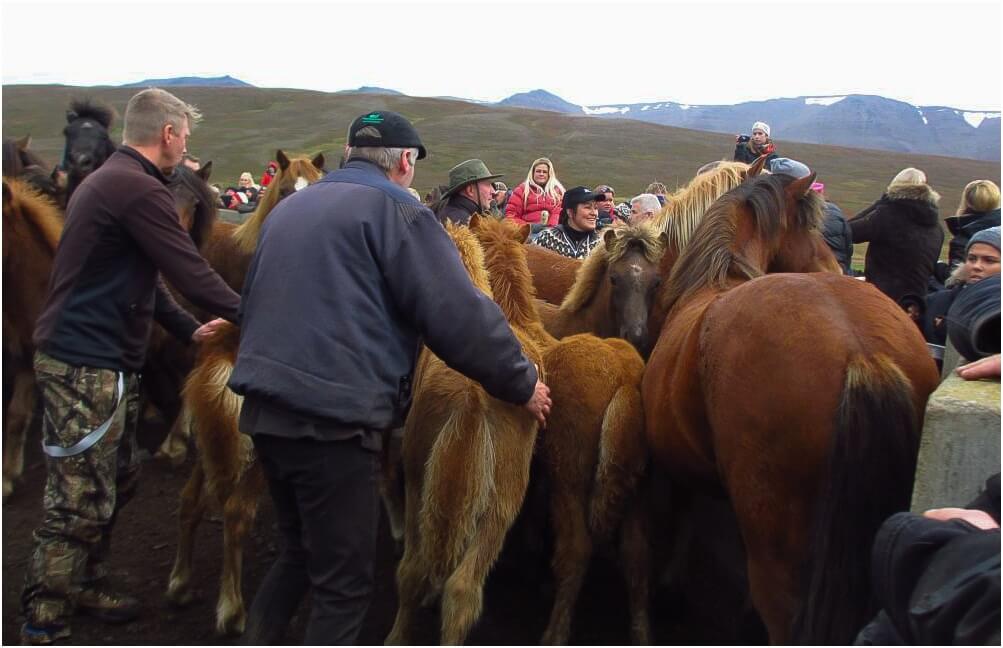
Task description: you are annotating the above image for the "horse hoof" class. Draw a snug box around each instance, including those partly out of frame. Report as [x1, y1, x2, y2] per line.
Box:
[2, 479, 13, 502]
[154, 448, 188, 468]
[165, 582, 194, 607]
[216, 612, 246, 637]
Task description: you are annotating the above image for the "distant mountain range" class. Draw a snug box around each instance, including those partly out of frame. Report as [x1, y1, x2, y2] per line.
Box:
[497, 90, 1001, 162]
[115, 77, 999, 161]
[121, 75, 253, 88]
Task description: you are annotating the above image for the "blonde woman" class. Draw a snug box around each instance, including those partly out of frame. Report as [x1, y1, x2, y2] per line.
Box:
[849, 167, 943, 308]
[504, 157, 565, 228]
[945, 180, 1001, 268]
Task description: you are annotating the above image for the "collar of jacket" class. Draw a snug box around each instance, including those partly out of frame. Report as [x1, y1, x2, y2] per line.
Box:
[449, 193, 481, 215]
[883, 182, 940, 206]
[117, 145, 170, 185]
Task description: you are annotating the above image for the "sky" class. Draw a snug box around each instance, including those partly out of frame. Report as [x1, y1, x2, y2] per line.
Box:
[1, 0, 1001, 112]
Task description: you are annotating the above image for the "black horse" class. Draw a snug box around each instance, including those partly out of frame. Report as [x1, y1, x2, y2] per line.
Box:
[62, 99, 117, 201]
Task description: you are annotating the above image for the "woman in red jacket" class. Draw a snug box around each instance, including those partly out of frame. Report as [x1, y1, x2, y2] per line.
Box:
[505, 157, 565, 228]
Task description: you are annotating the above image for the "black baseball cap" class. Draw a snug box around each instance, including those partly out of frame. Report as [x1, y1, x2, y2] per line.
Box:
[562, 186, 602, 212]
[348, 110, 427, 160]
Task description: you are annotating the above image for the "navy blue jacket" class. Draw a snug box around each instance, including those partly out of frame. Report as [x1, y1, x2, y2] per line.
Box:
[228, 160, 538, 432]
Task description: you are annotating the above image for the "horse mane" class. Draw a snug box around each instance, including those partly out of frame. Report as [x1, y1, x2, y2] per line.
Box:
[232, 155, 323, 254]
[657, 174, 822, 316]
[168, 165, 218, 250]
[472, 216, 543, 331]
[444, 221, 493, 298]
[560, 224, 666, 314]
[653, 161, 749, 250]
[69, 98, 116, 129]
[2, 138, 25, 176]
[3, 176, 63, 252]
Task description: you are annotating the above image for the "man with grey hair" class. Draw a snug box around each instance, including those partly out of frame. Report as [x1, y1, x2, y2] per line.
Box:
[229, 109, 552, 644]
[630, 193, 662, 224]
[21, 87, 240, 645]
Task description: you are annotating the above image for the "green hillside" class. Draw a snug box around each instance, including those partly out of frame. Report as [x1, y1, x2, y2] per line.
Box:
[4, 84, 1000, 266]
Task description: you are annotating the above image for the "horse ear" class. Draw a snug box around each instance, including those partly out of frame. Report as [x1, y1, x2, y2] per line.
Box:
[197, 161, 213, 182]
[311, 153, 325, 172]
[469, 213, 482, 230]
[746, 155, 768, 179]
[276, 150, 291, 171]
[603, 227, 618, 248]
[66, 110, 78, 124]
[518, 223, 531, 242]
[658, 231, 669, 249]
[788, 172, 817, 199]
[15, 135, 31, 150]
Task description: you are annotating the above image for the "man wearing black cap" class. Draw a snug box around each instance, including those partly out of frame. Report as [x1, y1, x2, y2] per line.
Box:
[228, 110, 552, 644]
[533, 186, 603, 258]
[433, 158, 503, 226]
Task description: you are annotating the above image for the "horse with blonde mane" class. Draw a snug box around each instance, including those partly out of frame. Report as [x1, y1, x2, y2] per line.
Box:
[388, 216, 651, 644]
[643, 170, 939, 644]
[536, 224, 666, 356]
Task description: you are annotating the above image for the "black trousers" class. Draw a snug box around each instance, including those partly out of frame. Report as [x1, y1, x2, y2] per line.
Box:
[243, 434, 380, 645]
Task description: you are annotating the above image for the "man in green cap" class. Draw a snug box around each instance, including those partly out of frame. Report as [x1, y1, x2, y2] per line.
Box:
[434, 158, 503, 226]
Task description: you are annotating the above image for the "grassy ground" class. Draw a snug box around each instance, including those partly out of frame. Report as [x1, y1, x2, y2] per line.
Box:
[5, 84, 999, 264]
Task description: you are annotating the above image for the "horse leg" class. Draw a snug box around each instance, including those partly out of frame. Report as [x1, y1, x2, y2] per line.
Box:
[167, 461, 208, 606]
[215, 461, 264, 636]
[541, 488, 592, 645]
[439, 508, 510, 645]
[619, 497, 653, 645]
[2, 368, 36, 500]
[155, 403, 192, 467]
[385, 487, 429, 645]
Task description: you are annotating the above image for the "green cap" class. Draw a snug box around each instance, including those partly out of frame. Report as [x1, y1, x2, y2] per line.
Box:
[441, 159, 503, 199]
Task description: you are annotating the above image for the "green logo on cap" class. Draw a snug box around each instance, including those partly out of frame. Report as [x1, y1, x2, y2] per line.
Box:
[361, 112, 384, 124]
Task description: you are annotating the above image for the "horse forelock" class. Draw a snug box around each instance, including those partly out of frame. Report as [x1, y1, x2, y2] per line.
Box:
[2, 177, 62, 253]
[656, 160, 749, 251]
[69, 99, 115, 129]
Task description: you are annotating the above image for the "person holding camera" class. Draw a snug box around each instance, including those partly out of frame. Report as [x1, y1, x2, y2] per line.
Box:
[733, 121, 778, 166]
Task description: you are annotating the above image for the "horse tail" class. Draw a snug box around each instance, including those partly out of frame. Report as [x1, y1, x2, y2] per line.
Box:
[793, 353, 921, 644]
[589, 384, 647, 543]
[183, 323, 247, 493]
[418, 393, 496, 588]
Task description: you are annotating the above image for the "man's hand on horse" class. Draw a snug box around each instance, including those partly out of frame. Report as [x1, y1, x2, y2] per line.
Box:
[524, 379, 552, 429]
[192, 318, 228, 342]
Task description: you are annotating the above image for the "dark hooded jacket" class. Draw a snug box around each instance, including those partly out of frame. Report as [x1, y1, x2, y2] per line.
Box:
[435, 193, 481, 226]
[945, 207, 1001, 269]
[849, 182, 944, 306]
[821, 201, 854, 274]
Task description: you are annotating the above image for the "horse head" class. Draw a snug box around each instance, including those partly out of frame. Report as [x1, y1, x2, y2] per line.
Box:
[602, 226, 667, 357]
[168, 161, 217, 250]
[268, 149, 325, 203]
[63, 99, 117, 197]
[764, 170, 840, 274]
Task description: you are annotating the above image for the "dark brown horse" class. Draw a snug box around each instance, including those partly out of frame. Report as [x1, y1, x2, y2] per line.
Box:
[2, 136, 62, 206]
[62, 99, 117, 202]
[643, 171, 940, 643]
[537, 224, 666, 356]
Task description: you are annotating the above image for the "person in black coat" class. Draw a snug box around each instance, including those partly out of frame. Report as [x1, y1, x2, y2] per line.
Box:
[734, 120, 778, 166]
[432, 159, 504, 226]
[849, 167, 944, 308]
[944, 179, 1001, 269]
[808, 180, 854, 274]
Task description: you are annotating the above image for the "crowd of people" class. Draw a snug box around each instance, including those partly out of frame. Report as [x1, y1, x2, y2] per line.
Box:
[14, 87, 999, 647]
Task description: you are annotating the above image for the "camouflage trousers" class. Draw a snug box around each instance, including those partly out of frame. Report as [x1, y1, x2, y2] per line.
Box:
[22, 351, 141, 628]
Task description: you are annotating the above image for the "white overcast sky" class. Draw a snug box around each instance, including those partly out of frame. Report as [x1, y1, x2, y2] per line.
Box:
[2, 0, 1000, 111]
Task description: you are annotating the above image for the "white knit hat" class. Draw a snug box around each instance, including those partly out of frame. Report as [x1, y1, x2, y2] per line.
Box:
[752, 121, 771, 137]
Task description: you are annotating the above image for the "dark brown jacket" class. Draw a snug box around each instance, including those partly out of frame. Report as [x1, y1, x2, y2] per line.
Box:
[34, 147, 240, 371]
[849, 182, 944, 306]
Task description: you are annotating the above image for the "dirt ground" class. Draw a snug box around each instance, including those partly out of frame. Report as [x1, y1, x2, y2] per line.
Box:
[3, 419, 766, 645]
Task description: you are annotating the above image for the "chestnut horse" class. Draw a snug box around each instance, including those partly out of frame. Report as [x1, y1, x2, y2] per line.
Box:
[153, 150, 325, 466]
[536, 224, 666, 356]
[525, 243, 582, 304]
[1, 178, 63, 500]
[388, 216, 651, 644]
[643, 172, 939, 644]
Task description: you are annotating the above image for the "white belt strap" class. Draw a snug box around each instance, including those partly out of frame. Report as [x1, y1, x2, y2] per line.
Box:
[43, 371, 125, 458]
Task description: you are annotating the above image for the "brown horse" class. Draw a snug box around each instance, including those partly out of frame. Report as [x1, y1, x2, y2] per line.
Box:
[2, 136, 62, 206]
[388, 216, 651, 644]
[1, 178, 63, 500]
[536, 224, 666, 356]
[524, 243, 582, 304]
[153, 150, 326, 466]
[643, 171, 940, 644]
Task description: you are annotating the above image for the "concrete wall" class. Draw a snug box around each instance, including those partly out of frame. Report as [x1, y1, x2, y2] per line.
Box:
[911, 364, 1001, 512]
